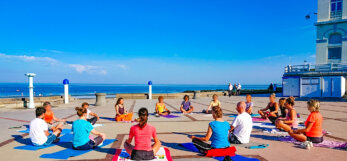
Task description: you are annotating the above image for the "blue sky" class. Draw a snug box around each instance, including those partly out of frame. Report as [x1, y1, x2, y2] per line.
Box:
[0, 0, 317, 84]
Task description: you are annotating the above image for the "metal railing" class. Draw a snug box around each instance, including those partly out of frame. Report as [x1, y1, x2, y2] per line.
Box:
[284, 63, 347, 73]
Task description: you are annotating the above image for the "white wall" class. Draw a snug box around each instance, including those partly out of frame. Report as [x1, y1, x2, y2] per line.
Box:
[343, 0, 347, 19]
[342, 41, 347, 63]
[317, 0, 330, 22]
[316, 42, 328, 64]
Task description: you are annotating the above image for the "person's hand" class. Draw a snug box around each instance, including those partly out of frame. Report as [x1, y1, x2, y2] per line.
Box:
[190, 135, 195, 139]
[97, 117, 100, 121]
[293, 130, 299, 134]
[61, 119, 66, 122]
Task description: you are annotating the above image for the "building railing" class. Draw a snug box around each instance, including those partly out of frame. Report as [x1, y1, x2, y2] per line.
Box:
[284, 63, 347, 73]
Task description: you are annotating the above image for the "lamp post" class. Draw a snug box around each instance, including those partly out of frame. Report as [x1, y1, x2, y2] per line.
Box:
[25, 73, 36, 108]
[148, 81, 152, 100]
[63, 79, 69, 104]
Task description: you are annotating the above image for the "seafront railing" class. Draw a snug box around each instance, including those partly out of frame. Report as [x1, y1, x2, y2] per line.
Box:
[284, 63, 347, 73]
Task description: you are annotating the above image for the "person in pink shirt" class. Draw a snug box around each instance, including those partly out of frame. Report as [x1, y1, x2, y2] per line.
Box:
[124, 108, 161, 160]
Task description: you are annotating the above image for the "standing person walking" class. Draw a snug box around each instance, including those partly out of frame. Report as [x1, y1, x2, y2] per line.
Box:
[237, 83, 242, 96]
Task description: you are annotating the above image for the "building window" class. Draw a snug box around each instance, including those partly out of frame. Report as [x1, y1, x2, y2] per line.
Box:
[330, 0, 343, 19]
[328, 47, 342, 59]
[329, 33, 342, 44]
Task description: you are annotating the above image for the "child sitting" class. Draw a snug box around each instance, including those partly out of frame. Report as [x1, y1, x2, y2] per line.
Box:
[204, 94, 221, 114]
[43, 102, 65, 131]
[155, 96, 170, 116]
[124, 108, 161, 160]
[115, 97, 134, 122]
[180, 95, 194, 114]
[190, 106, 230, 153]
[245, 94, 253, 115]
[82, 102, 99, 125]
[229, 102, 253, 144]
[72, 107, 106, 150]
[275, 97, 298, 131]
[30, 107, 61, 146]
[289, 99, 324, 149]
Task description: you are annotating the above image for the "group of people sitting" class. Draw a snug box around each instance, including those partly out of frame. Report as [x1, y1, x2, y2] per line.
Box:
[28, 93, 324, 160]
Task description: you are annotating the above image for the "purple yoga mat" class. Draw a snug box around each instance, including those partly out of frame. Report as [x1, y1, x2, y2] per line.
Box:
[279, 136, 347, 149]
[161, 114, 180, 118]
[252, 118, 267, 122]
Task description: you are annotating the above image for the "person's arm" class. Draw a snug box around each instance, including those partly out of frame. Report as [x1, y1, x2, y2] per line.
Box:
[284, 109, 296, 124]
[126, 127, 134, 144]
[247, 105, 253, 114]
[180, 104, 186, 113]
[155, 103, 159, 113]
[91, 129, 105, 138]
[44, 130, 50, 136]
[191, 125, 212, 141]
[270, 103, 279, 115]
[294, 122, 313, 134]
[164, 105, 170, 112]
[230, 125, 235, 132]
[206, 102, 212, 113]
[53, 113, 65, 122]
[115, 105, 120, 115]
[90, 112, 100, 120]
[261, 104, 270, 111]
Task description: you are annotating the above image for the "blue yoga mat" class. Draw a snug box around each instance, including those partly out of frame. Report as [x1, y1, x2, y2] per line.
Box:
[14, 133, 73, 151]
[180, 143, 260, 161]
[40, 139, 117, 160]
[229, 114, 260, 118]
[19, 128, 72, 135]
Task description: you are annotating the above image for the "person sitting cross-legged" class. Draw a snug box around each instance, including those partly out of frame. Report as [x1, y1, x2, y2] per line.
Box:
[229, 101, 253, 144]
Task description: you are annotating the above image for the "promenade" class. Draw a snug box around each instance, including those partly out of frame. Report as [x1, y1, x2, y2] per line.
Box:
[0, 96, 346, 161]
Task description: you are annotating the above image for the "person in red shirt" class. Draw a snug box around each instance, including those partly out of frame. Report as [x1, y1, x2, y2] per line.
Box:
[43, 102, 65, 131]
[289, 99, 323, 148]
[124, 108, 161, 160]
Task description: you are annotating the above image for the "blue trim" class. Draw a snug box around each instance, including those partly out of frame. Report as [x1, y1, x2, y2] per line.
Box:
[63, 79, 69, 85]
[148, 81, 152, 85]
[316, 39, 327, 43]
[342, 38, 347, 41]
[322, 28, 347, 38]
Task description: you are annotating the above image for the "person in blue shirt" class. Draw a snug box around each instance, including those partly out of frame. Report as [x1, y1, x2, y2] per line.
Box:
[190, 106, 230, 153]
[72, 107, 106, 150]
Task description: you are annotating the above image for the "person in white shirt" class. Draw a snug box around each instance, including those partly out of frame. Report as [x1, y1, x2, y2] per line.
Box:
[229, 101, 253, 144]
[82, 102, 99, 125]
[236, 83, 242, 96]
[30, 107, 62, 146]
[228, 83, 233, 97]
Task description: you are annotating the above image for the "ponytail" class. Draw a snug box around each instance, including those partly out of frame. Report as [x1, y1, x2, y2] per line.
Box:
[138, 108, 149, 129]
[75, 107, 87, 117]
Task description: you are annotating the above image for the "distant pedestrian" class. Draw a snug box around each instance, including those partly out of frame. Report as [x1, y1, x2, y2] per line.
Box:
[228, 83, 232, 97]
[273, 84, 277, 92]
[232, 84, 237, 96]
[237, 83, 242, 96]
[268, 83, 274, 93]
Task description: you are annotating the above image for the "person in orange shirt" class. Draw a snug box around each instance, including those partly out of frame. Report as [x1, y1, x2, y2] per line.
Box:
[288, 99, 323, 149]
[43, 102, 65, 131]
[115, 98, 133, 122]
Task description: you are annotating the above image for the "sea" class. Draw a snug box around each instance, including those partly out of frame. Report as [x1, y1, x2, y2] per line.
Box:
[0, 83, 281, 98]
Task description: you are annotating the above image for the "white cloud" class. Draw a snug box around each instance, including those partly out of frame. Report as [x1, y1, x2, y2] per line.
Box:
[118, 64, 128, 70]
[40, 49, 64, 54]
[0, 53, 59, 65]
[69, 64, 107, 75]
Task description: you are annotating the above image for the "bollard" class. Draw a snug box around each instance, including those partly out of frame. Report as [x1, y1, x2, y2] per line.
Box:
[148, 81, 152, 100]
[95, 93, 106, 106]
[25, 73, 36, 108]
[193, 90, 200, 99]
[63, 79, 69, 104]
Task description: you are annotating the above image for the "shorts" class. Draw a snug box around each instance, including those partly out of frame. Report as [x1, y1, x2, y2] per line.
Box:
[73, 140, 96, 150]
[33, 134, 57, 146]
[131, 150, 155, 160]
[307, 136, 323, 143]
[228, 133, 241, 144]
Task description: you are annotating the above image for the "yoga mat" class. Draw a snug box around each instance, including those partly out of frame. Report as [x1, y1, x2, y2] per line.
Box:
[40, 139, 117, 160]
[252, 118, 267, 122]
[229, 114, 261, 118]
[179, 143, 260, 161]
[279, 136, 347, 149]
[161, 114, 180, 118]
[14, 133, 73, 151]
[233, 142, 269, 149]
[112, 147, 173, 161]
[99, 117, 116, 121]
[18, 128, 72, 135]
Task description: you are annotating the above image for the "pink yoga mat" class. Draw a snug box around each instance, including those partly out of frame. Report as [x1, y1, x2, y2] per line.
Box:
[252, 118, 267, 122]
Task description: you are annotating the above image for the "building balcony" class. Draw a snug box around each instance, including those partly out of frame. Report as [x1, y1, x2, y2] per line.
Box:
[284, 63, 347, 76]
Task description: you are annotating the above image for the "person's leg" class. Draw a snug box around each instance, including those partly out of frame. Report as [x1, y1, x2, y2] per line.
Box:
[126, 113, 133, 121]
[42, 134, 57, 146]
[258, 110, 266, 119]
[288, 131, 307, 142]
[187, 107, 194, 113]
[52, 128, 62, 138]
[276, 120, 292, 132]
[88, 117, 98, 125]
[94, 135, 105, 146]
[229, 133, 241, 144]
[124, 141, 134, 155]
[192, 138, 211, 154]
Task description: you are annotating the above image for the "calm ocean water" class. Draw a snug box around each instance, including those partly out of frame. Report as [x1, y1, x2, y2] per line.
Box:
[0, 83, 280, 98]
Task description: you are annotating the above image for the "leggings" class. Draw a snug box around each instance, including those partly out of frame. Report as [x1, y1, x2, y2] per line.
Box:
[192, 138, 211, 154]
[87, 117, 97, 125]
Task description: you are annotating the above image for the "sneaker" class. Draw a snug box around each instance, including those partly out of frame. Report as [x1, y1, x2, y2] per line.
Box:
[98, 141, 104, 147]
[307, 141, 313, 149]
[155, 114, 160, 117]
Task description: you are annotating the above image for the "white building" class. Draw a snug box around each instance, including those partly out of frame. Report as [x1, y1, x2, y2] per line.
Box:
[282, 0, 347, 98]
